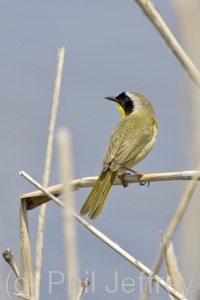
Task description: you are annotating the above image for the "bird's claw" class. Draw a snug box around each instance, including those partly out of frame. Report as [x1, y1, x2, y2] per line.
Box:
[118, 173, 130, 188]
[122, 167, 150, 187]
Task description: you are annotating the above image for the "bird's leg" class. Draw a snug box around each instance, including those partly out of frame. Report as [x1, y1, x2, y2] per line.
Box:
[122, 167, 150, 187]
[118, 172, 131, 188]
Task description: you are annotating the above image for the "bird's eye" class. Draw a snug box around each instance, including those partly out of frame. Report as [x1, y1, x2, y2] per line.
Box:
[119, 95, 131, 106]
[123, 95, 130, 104]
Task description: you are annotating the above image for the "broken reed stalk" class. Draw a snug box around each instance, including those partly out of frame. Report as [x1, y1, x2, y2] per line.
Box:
[161, 234, 185, 299]
[76, 278, 91, 300]
[2, 249, 21, 284]
[134, 0, 200, 89]
[34, 47, 65, 300]
[20, 170, 188, 300]
[57, 128, 79, 300]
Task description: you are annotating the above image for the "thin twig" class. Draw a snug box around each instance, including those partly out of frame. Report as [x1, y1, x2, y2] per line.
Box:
[19, 170, 188, 300]
[20, 170, 200, 210]
[57, 128, 79, 300]
[34, 47, 65, 300]
[135, 0, 200, 89]
[139, 161, 200, 300]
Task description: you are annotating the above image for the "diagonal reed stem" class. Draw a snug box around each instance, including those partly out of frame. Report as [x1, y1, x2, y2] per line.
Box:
[135, 0, 200, 89]
[34, 47, 65, 300]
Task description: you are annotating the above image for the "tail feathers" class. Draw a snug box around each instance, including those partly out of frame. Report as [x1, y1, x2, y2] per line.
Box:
[80, 169, 117, 220]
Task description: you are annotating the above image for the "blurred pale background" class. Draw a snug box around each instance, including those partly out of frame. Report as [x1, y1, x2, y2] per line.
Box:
[1, 1, 199, 299]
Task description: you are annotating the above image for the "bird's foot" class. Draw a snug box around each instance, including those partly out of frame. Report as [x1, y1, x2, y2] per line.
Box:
[123, 167, 150, 187]
[118, 172, 131, 188]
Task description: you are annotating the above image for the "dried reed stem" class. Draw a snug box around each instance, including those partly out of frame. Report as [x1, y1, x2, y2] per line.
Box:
[34, 47, 65, 300]
[20, 170, 200, 210]
[57, 128, 79, 300]
[135, 0, 200, 89]
[20, 199, 33, 297]
[20, 170, 188, 300]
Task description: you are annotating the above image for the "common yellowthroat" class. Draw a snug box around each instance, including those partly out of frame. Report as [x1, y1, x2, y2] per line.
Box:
[80, 92, 158, 220]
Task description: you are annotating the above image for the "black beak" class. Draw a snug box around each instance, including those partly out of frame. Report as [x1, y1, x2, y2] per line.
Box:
[105, 96, 117, 102]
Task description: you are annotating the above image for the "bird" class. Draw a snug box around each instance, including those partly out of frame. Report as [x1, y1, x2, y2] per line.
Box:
[80, 91, 158, 220]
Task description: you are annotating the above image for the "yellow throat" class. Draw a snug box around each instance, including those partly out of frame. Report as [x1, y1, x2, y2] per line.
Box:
[115, 102, 125, 118]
